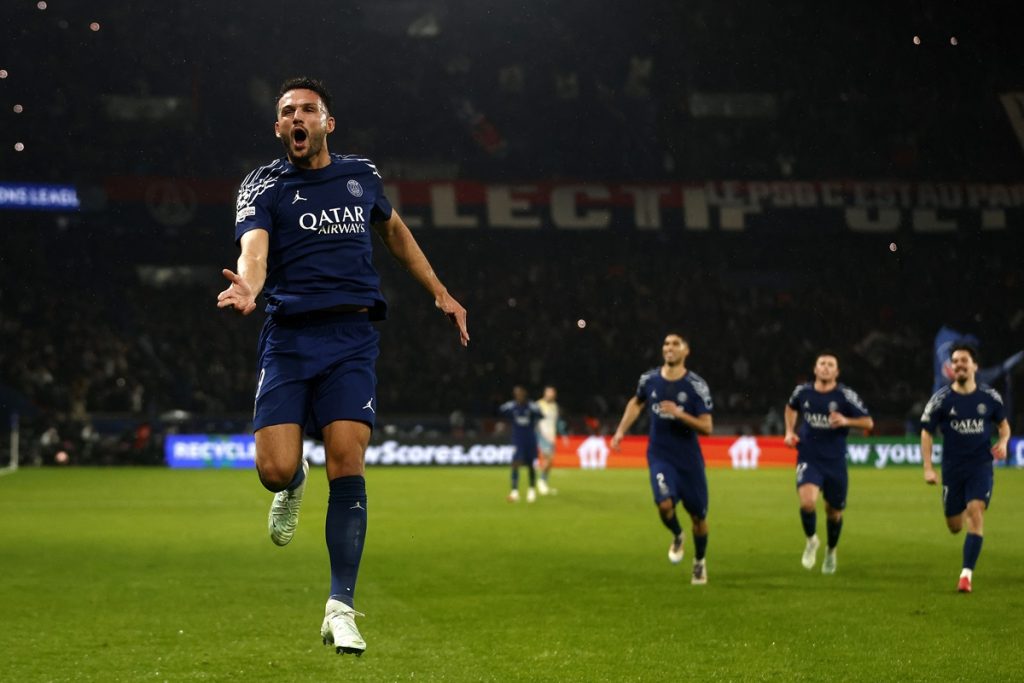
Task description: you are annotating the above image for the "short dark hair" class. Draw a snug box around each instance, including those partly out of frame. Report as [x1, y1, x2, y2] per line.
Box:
[665, 332, 688, 345]
[816, 350, 839, 364]
[951, 342, 978, 363]
[276, 77, 333, 116]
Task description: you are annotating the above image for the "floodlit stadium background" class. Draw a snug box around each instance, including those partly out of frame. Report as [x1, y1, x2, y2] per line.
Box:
[0, 2, 1021, 461]
[3, 3, 1024, 682]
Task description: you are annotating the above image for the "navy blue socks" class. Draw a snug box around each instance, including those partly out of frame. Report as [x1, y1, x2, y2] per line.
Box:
[661, 511, 683, 537]
[326, 475, 367, 608]
[962, 532, 983, 571]
[285, 460, 306, 492]
[800, 509, 816, 538]
[694, 533, 708, 561]
[826, 517, 843, 550]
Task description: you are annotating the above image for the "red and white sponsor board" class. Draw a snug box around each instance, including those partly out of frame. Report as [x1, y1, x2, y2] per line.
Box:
[552, 435, 796, 470]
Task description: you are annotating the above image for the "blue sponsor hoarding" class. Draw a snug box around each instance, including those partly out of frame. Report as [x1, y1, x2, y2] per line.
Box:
[165, 434, 256, 468]
[0, 182, 80, 211]
[165, 434, 517, 468]
[166, 433, 1018, 469]
[1009, 437, 1024, 468]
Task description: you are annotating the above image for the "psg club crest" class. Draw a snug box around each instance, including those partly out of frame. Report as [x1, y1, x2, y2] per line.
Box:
[828, 401, 838, 412]
[347, 179, 364, 197]
[677, 391, 688, 404]
[977, 403, 987, 415]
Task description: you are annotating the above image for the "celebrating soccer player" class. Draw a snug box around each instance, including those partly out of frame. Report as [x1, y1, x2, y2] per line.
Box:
[217, 77, 468, 656]
[611, 333, 713, 585]
[784, 352, 873, 574]
[920, 343, 1010, 593]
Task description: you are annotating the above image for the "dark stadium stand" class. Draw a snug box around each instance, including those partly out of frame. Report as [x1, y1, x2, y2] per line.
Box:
[1, 0, 1021, 462]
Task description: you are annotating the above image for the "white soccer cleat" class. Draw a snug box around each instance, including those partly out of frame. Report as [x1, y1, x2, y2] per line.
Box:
[668, 533, 685, 564]
[691, 560, 707, 585]
[527, 487, 537, 503]
[801, 535, 820, 570]
[821, 549, 837, 575]
[268, 459, 309, 546]
[507, 489, 520, 503]
[537, 479, 550, 496]
[321, 598, 366, 656]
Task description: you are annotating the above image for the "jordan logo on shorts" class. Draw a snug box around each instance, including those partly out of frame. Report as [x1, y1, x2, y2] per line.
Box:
[362, 398, 375, 413]
[292, 190, 307, 204]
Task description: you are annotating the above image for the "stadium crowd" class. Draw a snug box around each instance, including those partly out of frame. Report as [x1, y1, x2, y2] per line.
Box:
[5, 0, 1021, 184]
[2, 1, 1022, 463]
[1, 218, 1020, 465]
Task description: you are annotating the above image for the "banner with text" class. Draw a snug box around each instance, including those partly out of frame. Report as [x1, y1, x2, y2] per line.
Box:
[102, 177, 1023, 232]
[165, 434, 1023, 469]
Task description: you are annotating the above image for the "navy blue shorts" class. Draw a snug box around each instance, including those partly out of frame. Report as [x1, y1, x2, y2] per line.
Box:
[512, 445, 538, 464]
[253, 311, 380, 439]
[648, 458, 708, 520]
[796, 458, 848, 510]
[941, 464, 993, 517]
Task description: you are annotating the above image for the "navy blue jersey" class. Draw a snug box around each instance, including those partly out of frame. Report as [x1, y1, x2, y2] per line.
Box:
[787, 383, 870, 462]
[635, 368, 712, 470]
[499, 400, 543, 452]
[234, 154, 393, 319]
[920, 384, 1006, 471]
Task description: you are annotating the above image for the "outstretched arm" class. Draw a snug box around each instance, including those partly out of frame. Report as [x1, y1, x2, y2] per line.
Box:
[611, 397, 645, 450]
[374, 209, 469, 346]
[217, 229, 268, 316]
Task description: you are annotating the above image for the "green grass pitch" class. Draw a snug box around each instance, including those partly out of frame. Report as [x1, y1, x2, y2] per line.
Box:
[2, 466, 1022, 682]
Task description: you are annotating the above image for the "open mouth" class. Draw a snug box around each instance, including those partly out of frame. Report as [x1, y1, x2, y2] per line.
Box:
[293, 128, 308, 145]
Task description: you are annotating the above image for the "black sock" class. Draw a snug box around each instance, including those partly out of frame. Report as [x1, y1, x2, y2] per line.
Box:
[661, 512, 683, 537]
[694, 533, 708, 561]
[826, 517, 843, 550]
[800, 509, 817, 538]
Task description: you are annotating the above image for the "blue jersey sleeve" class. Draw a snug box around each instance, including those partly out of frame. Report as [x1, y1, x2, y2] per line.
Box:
[370, 182, 393, 224]
[920, 388, 948, 434]
[687, 372, 713, 416]
[839, 385, 870, 418]
[787, 384, 805, 410]
[234, 160, 284, 243]
[984, 386, 1006, 424]
[635, 370, 654, 402]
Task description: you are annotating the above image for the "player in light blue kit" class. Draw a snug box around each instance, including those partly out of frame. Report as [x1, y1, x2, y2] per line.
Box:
[920, 343, 1009, 593]
[217, 77, 468, 655]
[784, 352, 873, 575]
[612, 334, 713, 585]
[535, 385, 562, 495]
[499, 385, 544, 503]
